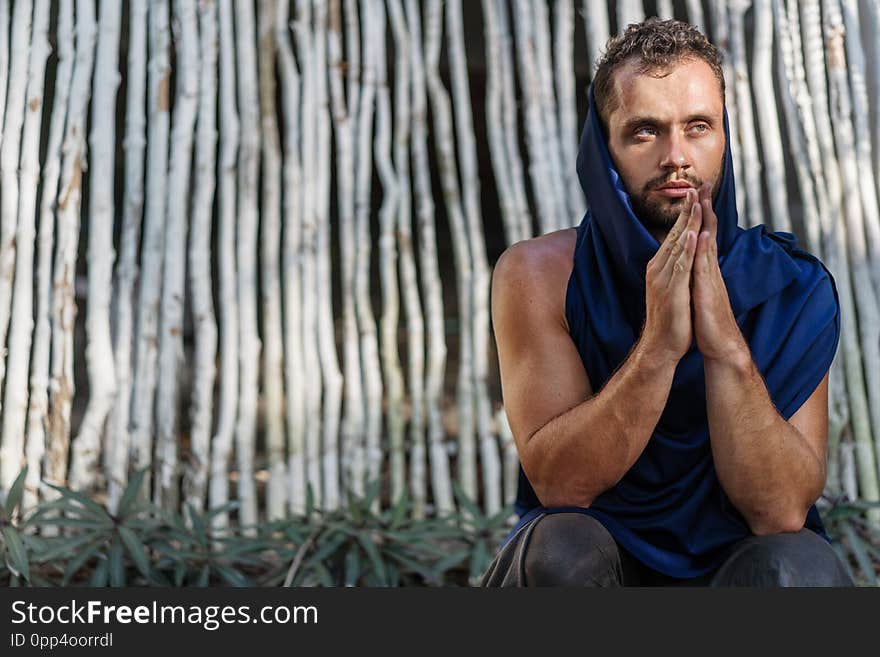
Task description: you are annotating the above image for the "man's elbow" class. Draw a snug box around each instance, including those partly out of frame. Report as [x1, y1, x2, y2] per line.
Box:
[746, 506, 809, 536]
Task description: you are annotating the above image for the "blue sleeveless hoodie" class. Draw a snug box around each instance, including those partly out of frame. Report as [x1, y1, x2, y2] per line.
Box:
[509, 87, 841, 578]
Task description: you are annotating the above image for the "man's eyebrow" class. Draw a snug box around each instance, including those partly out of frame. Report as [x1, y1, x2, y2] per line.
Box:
[621, 113, 717, 130]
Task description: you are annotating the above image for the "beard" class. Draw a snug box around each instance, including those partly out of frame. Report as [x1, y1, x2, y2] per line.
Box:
[629, 172, 720, 234]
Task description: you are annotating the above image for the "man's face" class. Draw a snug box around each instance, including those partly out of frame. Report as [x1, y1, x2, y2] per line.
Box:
[605, 57, 726, 239]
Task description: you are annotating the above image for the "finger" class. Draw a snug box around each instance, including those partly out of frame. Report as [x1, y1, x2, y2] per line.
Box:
[700, 183, 718, 242]
[671, 229, 698, 279]
[660, 188, 697, 252]
[659, 197, 700, 282]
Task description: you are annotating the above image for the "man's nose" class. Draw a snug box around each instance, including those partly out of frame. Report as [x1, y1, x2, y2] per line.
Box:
[659, 132, 690, 171]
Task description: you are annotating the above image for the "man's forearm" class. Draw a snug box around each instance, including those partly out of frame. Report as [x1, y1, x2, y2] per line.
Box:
[704, 347, 825, 534]
[524, 338, 678, 508]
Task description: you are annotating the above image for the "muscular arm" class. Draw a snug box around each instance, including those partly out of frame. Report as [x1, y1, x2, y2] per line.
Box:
[704, 349, 828, 535]
[493, 195, 702, 508]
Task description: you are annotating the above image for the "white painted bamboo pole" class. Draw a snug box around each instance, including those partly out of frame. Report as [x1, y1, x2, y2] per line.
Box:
[107, 0, 148, 511]
[352, 0, 383, 503]
[406, 0, 454, 516]
[842, 437, 858, 503]
[210, 0, 240, 532]
[481, 0, 518, 246]
[685, 0, 706, 32]
[0, 0, 8, 143]
[773, 0, 849, 491]
[447, 0, 501, 514]
[617, 0, 645, 31]
[1, 0, 49, 502]
[425, 0, 478, 505]
[513, 0, 560, 235]
[26, 0, 73, 513]
[495, 407, 519, 511]
[728, 1, 763, 229]
[656, 0, 675, 20]
[554, 0, 584, 222]
[0, 0, 32, 450]
[258, 0, 287, 521]
[48, 0, 97, 493]
[387, 0, 426, 508]
[185, 0, 218, 515]
[839, 0, 880, 290]
[532, 0, 569, 231]
[70, 0, 122, 490]
[372, 1, 405, 509]
[582, 0, 610, 76]
[130, 0, 171, 495]
[751, 0, 791, 233]
[153, 0, 197, 510]
[312, 0, 343, 512]
[823, 0, 880, 507]
[497, 0, 532, 242]
[708, 1, 747, 225]
[234, 0, 262, 530]
[870, 0, 880, 188]
[68, 0, 121, 494]
[277, 0, 307, 515]
[328, 0, 363, 501]
[293, 0, 323, 508]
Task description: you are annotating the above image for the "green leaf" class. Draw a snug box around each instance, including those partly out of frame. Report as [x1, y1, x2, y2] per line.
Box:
[356, 533, 387, 586]
[36, 531, 105, 563]
[63, 539, 105, 585]
[109, 539, 125, 587]
[215, 565, 250, 587]
[174, 561, 187, 587]
[385, 549, 438, 583]
[117, 468, 148, 518]
[469, 539, 490, 582]
[44, 483, 109, 520]
[2, 527, 30, 581]
[344, 546, 362, 586]
[363, 480, 382, 512]
[842, 524, 878, 586]
[434, 548, 470, 575]
[196, 564, 211, 587]
[118, 526, 151, 578]
[188, 504, 208, 545]
[90, 558, 109, 586]
[389, 491, 409, 530]
[5, 467, 27, 517]
[348, 489, 363, 526]
[452, 482, 482, 522]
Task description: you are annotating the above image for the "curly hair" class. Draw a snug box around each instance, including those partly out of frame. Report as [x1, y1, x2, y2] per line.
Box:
[593, 18, 725, 131]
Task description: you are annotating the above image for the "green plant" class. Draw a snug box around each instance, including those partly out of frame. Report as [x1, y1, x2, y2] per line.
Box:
[820, 495, 880, 587]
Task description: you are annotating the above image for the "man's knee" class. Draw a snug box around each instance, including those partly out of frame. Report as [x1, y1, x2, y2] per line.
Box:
[711, 529, 854, 587]
[523, 512, 623, 586]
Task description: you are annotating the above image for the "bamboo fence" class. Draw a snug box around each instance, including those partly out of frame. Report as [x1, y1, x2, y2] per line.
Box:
[0, 1, 879, 529]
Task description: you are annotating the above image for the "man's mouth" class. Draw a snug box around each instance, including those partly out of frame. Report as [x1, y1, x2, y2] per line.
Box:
[653, 182, 696, 198]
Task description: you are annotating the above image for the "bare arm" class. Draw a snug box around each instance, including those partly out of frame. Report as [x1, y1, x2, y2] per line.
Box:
[692, 184, 828, 534]
[493, 190, 703, 507]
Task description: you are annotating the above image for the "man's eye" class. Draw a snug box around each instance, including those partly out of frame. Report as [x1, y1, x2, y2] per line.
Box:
[691, 123, 709, 133]
[636, 126, 657, 137]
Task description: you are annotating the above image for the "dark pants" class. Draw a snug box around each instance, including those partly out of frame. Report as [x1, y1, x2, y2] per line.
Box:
[480, 512, 854, 587]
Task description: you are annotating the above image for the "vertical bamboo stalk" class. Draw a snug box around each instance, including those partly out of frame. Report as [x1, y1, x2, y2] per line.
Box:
[153, 0, 197, 510]
[708, 1, 747, 225]
[617, 1, 645, 31]
[68, 0, 122, 494]
[425, 0, 477, 505]
[447, 0, 501, 514]
[554, 0, 584, 222]
[130, 0, 171, 495]
[107, 0, 148, 511]
[235, 0, 262, 530]
[210, 0, 240, 532]
[656, 1, 675, 19]
[0, 1, 33, 459]
[685, 0, 706, 31]
[0, 0, 8, 142]
[48, 0, 97, 493]
[352, 0, 382, 502]
[582, 0, 610, 76]
[406, 0, 454, 516]
[258, 0, 287, 521]
[839, 0, 880, 289]
[388, 0, 426, 509]
[294, 0, 323, 508]
[823, 0, 880, 509]
[497, 0, 533, 241]
[495, 408, 519, 511]
[312, 0, 343, 512]
[728, 1, 763, 229]
[373, 1, 405, 509]
[277, 0, 307, 515]
[2, 0, 49, 501]
[752, 0, 791, 233]
[513, 0, 560, 235]
[185, 0, 218, 515]
[531, 0, 569, 230]
[328, 0, 363, 501]
[26, 0, 73, 513]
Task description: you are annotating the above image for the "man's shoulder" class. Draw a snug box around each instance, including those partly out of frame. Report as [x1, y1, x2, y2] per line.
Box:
[492, 228, 579, 289]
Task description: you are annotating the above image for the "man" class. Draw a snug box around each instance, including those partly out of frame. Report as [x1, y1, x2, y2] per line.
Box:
[482, 18, 853, 586]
